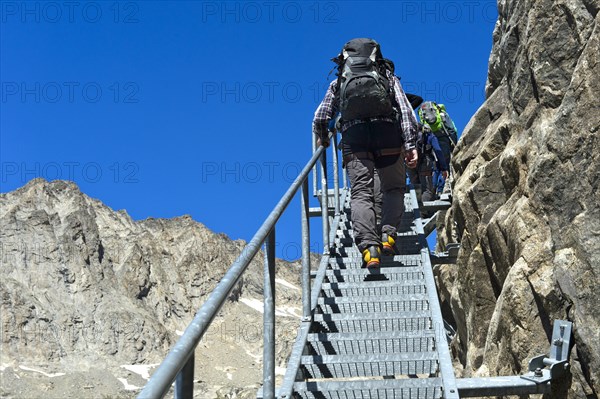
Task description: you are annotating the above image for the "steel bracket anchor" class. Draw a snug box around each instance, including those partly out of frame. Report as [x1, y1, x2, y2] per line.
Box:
[521, 320, 572, 384]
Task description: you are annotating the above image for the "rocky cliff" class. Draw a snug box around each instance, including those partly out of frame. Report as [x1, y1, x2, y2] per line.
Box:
[437, 0, 599, 397]
[0, 178, 305, 398]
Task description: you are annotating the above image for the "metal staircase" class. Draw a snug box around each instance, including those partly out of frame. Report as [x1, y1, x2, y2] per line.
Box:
[138, 136, 573, 399]
[277, 190, 460, 398]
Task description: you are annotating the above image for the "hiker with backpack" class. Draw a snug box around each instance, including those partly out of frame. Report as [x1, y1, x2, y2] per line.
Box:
[313, 38, 418, 268]
[400, 95, 448, 204]
[418, 101, 458, 195]
[407, 122, 449, 204]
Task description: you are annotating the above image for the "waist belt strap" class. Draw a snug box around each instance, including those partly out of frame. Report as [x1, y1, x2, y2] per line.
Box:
[377, 148, 404, 157]
[343, 148, 404, 165]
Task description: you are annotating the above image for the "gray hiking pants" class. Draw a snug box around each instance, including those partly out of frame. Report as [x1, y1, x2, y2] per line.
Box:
[407, 155, 435, 203]
[342, 121, 407, 252]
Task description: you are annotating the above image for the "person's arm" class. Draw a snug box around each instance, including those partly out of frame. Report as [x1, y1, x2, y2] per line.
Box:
[391, 75, 418, 165]
[391, 76, 418, 149]
[313, 81, 338, 147]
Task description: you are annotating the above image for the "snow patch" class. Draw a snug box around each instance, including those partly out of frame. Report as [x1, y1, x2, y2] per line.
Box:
[120, 364, 159, 380]
[275, 278, 300, 291]
[240, 297, 301, 318]
[278, 305, 302, 318]
[276, 366, 287, 376]
[18, 365, 65, 378]
[239, 297, 263, 313]
[118, 377, 141, 391]
[245, 349, 261, 363]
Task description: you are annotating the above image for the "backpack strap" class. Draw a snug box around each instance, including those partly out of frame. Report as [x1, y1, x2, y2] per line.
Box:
[440, 123, 457, 148]
[381, 58, 395, 74]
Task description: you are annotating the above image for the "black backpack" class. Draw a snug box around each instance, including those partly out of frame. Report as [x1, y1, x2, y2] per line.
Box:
[333, 38, 396, 121]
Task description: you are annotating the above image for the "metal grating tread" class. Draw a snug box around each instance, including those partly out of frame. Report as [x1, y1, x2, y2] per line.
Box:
[316, 299, 429, 315]
[307, 331, 436, 356]
[320, 281, 427, 298]
[312, 312, 432, 334]
[293, 378, 443, 399]
[333, 235, 420, 248]
[323, 268, 424, 284]
[308, 330, 436, 342]
[329, 254, 423, 268]
[300, 352, 439, 379]
[316, 298, 429, 315]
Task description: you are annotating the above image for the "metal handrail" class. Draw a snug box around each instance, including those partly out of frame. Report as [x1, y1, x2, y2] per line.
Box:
[137, 136, 335, 398]
[409, 188, 460, 399]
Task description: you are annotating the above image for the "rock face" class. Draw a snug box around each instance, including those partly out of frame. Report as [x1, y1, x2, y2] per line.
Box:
[0, 178, 305, 398]
[437, 0, 599, 397]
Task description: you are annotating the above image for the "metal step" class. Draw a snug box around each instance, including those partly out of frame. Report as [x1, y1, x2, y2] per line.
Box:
[316, 295, 430, 314]
[421, 199, 452, 212]
[312, 311, 432, 334]
[292, 378, 443, 399]
[329, 254, 423, 268]
[333, 235, 421, 248]
[320, 280, 427, 298]
[299, 352, 439, 379]
[306, 331, 436, 356]
[323, 267, 424, 284]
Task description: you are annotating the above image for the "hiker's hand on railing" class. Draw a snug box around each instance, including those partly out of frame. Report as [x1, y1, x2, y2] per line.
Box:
[317, 135, 330, 148]
[405, 149, 418, 168]
[442, 170, 448, 180]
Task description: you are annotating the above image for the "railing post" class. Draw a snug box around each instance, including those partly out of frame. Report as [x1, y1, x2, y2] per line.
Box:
[301, 180, 311, 320]
[263, 229, 276, 399]
[320, 150, 330, 253]
[332, 136, 341, 216]
[312, 134, 318, 197]
[175, 353, 194, 399]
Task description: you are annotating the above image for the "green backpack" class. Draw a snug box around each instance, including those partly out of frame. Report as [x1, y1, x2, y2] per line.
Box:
[437, 104, 458, 133]
[418, 101, 457, 147]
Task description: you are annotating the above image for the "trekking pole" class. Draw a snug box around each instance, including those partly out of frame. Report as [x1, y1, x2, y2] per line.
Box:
[441, 124, 457, 149]
[431, 147, 439, 164]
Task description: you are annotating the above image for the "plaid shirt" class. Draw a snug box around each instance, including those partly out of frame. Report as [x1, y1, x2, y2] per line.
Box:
[312, 72, 418, 150]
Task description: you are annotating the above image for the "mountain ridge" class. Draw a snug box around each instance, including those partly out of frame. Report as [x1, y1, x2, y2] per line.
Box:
[1, 177, 304, 398]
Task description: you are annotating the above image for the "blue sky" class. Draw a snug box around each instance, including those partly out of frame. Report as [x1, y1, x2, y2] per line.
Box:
[1, 1, 497, 260]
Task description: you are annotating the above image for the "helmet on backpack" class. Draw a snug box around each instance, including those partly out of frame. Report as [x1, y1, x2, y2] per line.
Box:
[339, 38, 384, 60]
[418, 101, 443, 132]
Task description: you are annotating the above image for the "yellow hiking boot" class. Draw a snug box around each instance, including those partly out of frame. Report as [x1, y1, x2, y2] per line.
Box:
[362, 245, 381, 268]
[381, 232, 396, 256]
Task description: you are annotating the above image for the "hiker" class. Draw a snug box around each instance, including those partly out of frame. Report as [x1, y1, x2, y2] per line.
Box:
[418, 101, 458, 195]
[313, 38, 418, 268]
[407, 123, 448, 204]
